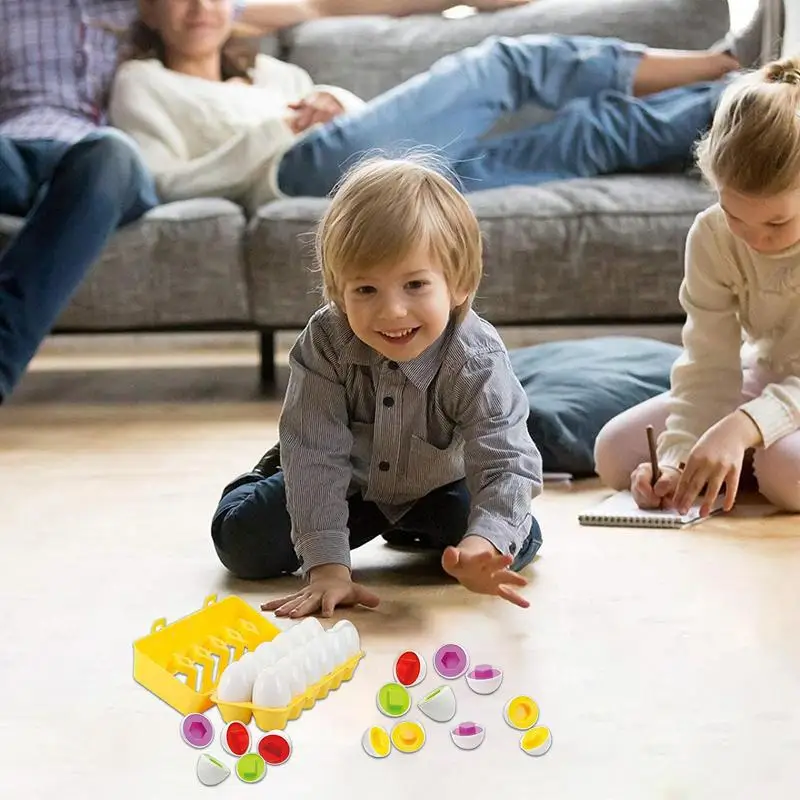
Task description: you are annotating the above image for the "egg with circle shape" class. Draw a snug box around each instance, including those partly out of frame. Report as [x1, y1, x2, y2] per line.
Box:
[433, 643, 469, 679]
[416, 684, 457, 723]
[520, 726, 552, 756]
[450, 721, 485, 751]
[393, 650, 426, 687]
[376, 682, 411, 718]
[465, 663, 503, 695]
[196, 753, 231, 786]
[362, 725, 392, 758]
[391, 720, 426, 754]
[503, 695, 540, 730]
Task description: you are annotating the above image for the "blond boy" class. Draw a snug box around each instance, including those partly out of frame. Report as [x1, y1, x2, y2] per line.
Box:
[211, 158, 543, 616]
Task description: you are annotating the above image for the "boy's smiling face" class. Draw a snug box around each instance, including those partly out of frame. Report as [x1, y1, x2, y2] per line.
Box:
[341, 249, 468, 362]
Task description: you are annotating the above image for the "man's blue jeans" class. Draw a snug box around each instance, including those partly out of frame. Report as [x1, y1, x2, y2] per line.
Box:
[277, 34, 725, 197]
[0, 128, 158, 400]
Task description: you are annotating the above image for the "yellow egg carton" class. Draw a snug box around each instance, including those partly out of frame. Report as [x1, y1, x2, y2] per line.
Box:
[133, 593, 364, 730]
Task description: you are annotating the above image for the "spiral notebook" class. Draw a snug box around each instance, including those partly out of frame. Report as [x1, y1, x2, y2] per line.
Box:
[578, 491, 725, 529]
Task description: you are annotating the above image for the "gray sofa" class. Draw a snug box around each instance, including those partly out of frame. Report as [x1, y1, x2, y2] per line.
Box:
[0, 0, 765, 385]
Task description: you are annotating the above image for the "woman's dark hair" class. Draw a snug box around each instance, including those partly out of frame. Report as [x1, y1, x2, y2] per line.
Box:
[119, 18, 256, 82]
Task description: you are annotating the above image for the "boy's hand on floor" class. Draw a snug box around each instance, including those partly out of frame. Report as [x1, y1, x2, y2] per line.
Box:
[260, 564, 380, 619]
[441, 535, 530, 609]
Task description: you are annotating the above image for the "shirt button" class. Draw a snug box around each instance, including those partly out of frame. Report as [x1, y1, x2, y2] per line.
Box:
[379, 461, 390, 471]
[382, 396, 394, 407]
[388, 361, 399, 370]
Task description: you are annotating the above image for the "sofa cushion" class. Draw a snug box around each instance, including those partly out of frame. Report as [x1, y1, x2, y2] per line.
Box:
[281, 0, 730, 101]
[245, 173, 715, 327]
[0, 199, 251, 330]
[508, 336, 681, 477]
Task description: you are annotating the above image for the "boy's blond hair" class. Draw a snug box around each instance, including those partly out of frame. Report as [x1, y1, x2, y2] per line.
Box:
[696, 56, 800, 195]
[316, 156, 483, 323]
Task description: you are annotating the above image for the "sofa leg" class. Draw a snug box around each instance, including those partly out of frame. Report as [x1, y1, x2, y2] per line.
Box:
[259, 329, 276, 390]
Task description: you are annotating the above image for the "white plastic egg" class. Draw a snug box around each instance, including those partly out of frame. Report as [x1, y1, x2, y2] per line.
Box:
[325, 629, 348, 668]
[254, 641, 280, 669]
[276, 653, 306, 699]
[299, 641, 326, 685]
[252, 664, 292, 709]
[332, 620, 360, 658]
[216, 662, 251, 703]
[465, 664, 503, 695]
[269, 632, 295, 660]
[520, 726, 552, 756]
[237, 653, 261, 691]
[309, 635, 335, 678]
[297, 617, 325, 644]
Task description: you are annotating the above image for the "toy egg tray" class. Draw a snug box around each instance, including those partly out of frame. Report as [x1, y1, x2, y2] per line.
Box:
[133, 594, 363, 731]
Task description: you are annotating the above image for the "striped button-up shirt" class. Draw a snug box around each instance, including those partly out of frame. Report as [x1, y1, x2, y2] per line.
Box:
[279, 305, 543, 574]
[0, 0, 137, 143]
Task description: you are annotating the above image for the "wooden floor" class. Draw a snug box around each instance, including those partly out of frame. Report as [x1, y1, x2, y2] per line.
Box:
[2, 337, 800, 799]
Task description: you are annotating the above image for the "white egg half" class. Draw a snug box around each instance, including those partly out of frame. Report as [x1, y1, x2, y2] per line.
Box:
[520, 726, 552, 756]
[464, 664, 504, 695]
[362, 726, 391, 758]
[196, 754, 231, 786]
[450, 721, 485, 751]
[215, 662, 251, 703]
[417, 684, 457, 723]
[252, 664, 292, 708]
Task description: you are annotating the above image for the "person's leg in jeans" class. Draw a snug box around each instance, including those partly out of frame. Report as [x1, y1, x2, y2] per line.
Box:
[277, 34, 735, 198]
[211, 469, 392, 579]
[453, 79, 728, 191]
[0, 128, 158, 401]
[387, 479, 543, 572]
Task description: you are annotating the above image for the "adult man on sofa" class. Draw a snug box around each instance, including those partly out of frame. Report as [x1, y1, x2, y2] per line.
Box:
[0, 0, 528, 405]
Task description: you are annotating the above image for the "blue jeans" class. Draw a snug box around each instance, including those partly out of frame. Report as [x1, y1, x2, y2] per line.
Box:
[277, 34, 725, 197]
[0, 128, 158, 400]
[211, 469, 543, 580]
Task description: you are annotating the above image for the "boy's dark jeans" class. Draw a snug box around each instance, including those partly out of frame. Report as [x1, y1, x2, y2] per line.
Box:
[211, 469, 542, 580]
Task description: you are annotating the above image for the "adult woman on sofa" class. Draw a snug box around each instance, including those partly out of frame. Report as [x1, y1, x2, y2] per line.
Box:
[109, 0, 747, 212]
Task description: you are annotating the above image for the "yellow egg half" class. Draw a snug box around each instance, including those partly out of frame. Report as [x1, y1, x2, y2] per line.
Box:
[362, 726, 392, 758]
[390, 721, 426, 754]
[520, 726, 552, 756]
[503, 695, 539, 730]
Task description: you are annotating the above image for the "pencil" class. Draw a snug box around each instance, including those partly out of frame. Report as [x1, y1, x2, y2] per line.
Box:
[646, 425, 661, 487]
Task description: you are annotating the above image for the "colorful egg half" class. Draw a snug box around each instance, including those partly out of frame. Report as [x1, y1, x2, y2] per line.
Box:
[520, 726, 552, 756]
[393, 650, 426, 687]
[236, 753, 266, 784]
[391, 721, 426, 753]
[503, 695, 540, 730]
[450, 721, 485, 750]
[465, 664, 503, 695]
[258, 730, 292, 765]
[417, 684, 457, 722]
[376, 682, 411, 717]
[433, 643, 469, 679]
[362, 726, 392, 758]
[221, 720, 250, 757]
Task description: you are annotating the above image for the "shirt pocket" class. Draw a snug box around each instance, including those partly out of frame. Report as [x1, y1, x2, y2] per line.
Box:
[407, 435, 464, 494]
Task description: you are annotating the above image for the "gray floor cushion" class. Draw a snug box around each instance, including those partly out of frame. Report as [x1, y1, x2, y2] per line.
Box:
[509, 336, 681, 477]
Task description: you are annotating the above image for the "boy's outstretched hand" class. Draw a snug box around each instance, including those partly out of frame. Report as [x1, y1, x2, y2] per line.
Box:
[260, 564, 380, 620]
[441, 535, 530, 609]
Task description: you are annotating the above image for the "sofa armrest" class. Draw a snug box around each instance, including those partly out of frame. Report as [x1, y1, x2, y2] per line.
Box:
[280, 0, 730, 99]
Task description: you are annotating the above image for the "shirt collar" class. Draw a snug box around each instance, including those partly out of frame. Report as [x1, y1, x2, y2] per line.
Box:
[338, 317, 456, 391]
